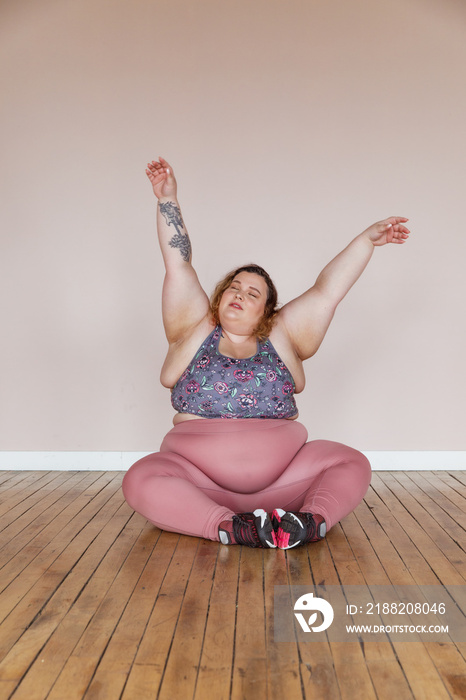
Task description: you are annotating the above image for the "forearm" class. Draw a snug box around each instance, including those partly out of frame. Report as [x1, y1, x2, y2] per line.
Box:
[156, 196, 193, 268]
[156, 195, 210, 340]
[314, 232, 374, 305]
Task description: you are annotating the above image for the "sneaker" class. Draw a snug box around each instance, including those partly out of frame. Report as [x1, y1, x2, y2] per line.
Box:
[271, 509, 327, 549]
[219, 508, 277, 548]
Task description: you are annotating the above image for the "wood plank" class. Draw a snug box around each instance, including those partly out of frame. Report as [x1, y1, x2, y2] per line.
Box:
[0, 476, 124, 663]
[290, 527, 379, 700]
[230, 547, 268, 699]
[0, 472, 63, 519]
[0, 680, 17, 698]
[13, 512, 149, 699]
[389, 641, 457, 700]
[158, 538, 220, 699]
[285, 543, 341, 699]
[412, 472, 466, 528]
[343, 506, 455, 700]
[0, 471, 94, 564]
[358, 482, 465, 700]
[0, 471, 36, 492]
[0, 471, 464, 699]
[353, 495, 417, 586]
[0, 495, 132, 687]
[370, 473, 464, 585]
[264, 547, 303, 699]
[447, 472, 466, 488]
[81, 526, 176, 699]
[422, 641, 466, 700]
[0, 472, 118, 614]
[393, 472, 466, 547]
[121, 534, 200, 698]
[377, 473, 466, 583]
[363, 480, 439, 584]
[325, 520, 387, 700]
[392, 470, 466, 525]
[194, 544, 241, 700]
[331, 499, 457, 700]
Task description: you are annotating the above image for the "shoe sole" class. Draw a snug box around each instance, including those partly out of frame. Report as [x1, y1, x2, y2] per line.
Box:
[271, 508, 326, 549]
[253, 508, 277, 548]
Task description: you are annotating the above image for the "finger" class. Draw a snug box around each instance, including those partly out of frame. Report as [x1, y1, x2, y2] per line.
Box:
[146, 169, 166, 182]
[385, 216, 409, 226]
[159, 156, 173, 173]
[146, 170, 167, 183]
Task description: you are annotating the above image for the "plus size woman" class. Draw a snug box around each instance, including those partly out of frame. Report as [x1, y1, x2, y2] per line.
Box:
[122, 157, 410, 549]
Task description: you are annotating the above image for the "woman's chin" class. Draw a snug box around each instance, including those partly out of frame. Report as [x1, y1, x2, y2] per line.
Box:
[219, 309, 242, 324]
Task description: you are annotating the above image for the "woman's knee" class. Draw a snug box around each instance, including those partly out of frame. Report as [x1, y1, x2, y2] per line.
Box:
[122, 452, 196, 509]
[307, 439, 371, 482]
[307, 439, 367, 461]
[122, 453, 161, 508]
[338, 444, 372, 495]
[122, 462, 145, 509]
[334, 441, 371, 483]
[351, 448, 372, 489]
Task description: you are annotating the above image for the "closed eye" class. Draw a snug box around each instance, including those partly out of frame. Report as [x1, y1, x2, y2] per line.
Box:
[230, 282, 259, 298]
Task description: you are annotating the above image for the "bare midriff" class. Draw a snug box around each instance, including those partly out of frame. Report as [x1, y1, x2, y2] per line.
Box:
[172, 411, 299, 425]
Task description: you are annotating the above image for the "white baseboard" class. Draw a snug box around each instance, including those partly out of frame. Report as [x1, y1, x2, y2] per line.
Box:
[0, 451, 465, 471]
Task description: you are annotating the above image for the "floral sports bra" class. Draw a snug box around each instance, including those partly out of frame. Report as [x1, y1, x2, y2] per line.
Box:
[171, 325, 298, 419]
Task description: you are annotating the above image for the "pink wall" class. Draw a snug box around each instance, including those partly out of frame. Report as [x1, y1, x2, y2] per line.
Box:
[1, 0, 465, 451]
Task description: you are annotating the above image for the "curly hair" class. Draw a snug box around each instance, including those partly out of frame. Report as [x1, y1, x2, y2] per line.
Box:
[210, 264, 279, 341]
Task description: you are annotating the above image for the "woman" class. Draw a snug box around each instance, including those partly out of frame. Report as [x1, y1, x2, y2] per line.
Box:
[122, 157, 410, 549]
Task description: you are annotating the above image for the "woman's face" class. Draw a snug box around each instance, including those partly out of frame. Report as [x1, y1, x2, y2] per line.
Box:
[218, 271, 268, 334]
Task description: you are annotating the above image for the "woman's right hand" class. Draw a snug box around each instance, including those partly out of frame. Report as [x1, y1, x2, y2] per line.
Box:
[146, 157, 178, 199]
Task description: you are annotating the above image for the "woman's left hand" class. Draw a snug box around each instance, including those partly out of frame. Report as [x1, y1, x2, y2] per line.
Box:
[364, 217, 410, 247]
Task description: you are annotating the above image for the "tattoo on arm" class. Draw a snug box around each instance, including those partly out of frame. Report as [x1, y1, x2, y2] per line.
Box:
[159, 201, 185, 233]
[159, 201, 192, 262]
[168, 231, 192, 262]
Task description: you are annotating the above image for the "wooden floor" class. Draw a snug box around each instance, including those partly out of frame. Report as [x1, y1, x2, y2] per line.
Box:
[0, 470, 465, 700]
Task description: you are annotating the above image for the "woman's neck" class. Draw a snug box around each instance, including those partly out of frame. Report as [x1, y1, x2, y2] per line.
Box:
[221, 328, 255, 345]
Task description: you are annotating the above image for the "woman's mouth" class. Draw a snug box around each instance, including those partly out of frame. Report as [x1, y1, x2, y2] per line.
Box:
[230, 303, 243, 310]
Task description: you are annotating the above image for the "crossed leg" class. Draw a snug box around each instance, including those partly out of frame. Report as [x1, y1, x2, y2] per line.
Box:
[122, 439, 371, 542]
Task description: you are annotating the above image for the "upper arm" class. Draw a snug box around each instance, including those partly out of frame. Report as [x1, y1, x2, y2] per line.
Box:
[162, 264, 211, 344]
[278, 285, 337, 361]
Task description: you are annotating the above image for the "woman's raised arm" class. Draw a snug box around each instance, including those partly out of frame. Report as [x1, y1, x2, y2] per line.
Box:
[146, 158, 210, 343]
[279, 217, 410, 360]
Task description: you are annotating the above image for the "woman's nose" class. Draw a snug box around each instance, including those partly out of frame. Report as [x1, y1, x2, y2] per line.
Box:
[235, 291, 243, 300]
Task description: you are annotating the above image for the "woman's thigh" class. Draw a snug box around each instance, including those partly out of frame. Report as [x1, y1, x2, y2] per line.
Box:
[122, 449, 223, 501]
[251, 439, 372, 524]
[121, 446, 282, 520]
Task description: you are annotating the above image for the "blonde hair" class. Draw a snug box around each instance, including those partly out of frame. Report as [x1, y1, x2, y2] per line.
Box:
[210, 264, 279, 341]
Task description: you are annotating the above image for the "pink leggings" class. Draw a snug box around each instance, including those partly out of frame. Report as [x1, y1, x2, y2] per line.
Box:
[122, 419, 371, 542]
